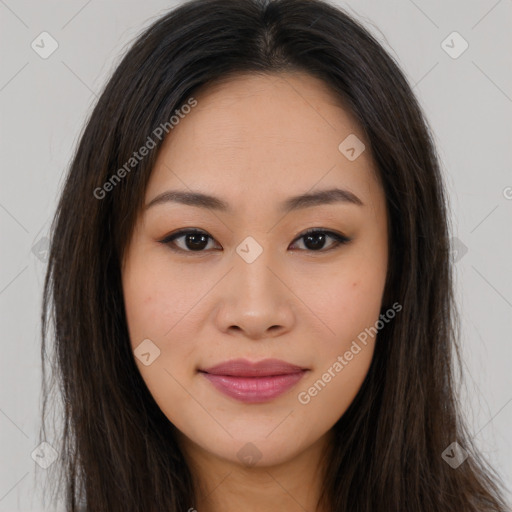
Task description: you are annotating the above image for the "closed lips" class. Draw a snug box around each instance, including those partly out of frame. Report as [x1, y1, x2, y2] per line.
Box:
[199, 358, 308, 377]
[199, 358, 309, 403]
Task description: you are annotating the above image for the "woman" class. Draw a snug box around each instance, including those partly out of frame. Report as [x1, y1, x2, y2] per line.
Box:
[40, 0, 510, 510]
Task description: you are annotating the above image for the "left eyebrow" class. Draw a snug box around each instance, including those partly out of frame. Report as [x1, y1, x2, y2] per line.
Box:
[280, 187, 364, 212]
[144, 187, 364, 213]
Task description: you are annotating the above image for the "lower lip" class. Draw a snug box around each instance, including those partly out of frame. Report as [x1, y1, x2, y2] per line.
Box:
[201, 371, 307, 403]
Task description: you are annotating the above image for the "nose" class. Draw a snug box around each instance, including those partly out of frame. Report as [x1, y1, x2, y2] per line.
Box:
[213, 247, 296, 340]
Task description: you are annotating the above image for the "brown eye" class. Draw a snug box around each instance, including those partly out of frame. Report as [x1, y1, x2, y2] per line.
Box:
[160, 228, 351, 255]
[290, 229, 351, 252]
[161, 229, 219, 253]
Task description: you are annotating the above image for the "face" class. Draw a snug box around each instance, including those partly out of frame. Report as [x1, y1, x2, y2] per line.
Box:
[122, 72, 388, 469]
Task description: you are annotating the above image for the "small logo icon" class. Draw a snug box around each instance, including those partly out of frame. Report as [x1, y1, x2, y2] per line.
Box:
[31, 236, 50, 262]
[450, 237, 468, 263]
[31, 31, 59, 59]
[133, 338, 161, 366]
[441, 441, 469, 468]
[441, 31, 469, 59]
[236, 236, 263, 264]
[338, 134, 365, 161]
[236, 442, 262, 466]
[31, 441, 58, 469]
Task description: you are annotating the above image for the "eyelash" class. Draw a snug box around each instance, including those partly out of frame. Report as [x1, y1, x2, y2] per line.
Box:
[159, 228, 351, 255]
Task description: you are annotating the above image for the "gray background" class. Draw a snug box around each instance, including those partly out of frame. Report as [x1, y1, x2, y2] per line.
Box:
[1, 0, 511, 510]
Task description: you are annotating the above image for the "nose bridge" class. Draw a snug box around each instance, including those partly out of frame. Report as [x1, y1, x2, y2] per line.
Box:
[213, 236, 295, 337]
[232, 235, 283, 303]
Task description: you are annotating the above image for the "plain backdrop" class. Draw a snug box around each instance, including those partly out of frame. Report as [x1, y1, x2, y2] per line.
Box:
[0, 0, 511, 510]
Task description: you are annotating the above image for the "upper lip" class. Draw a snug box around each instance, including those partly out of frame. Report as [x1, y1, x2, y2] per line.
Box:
[200, 358, 307, 377]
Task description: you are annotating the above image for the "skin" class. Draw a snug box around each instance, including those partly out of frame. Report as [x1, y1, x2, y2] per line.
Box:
[121, 71, 388, 512]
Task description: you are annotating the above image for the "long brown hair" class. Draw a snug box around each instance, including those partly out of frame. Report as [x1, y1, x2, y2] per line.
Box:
[40, 0, 510, 510]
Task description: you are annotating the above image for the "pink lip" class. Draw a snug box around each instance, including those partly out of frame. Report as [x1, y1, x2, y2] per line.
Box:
[199, 358, 308, 403]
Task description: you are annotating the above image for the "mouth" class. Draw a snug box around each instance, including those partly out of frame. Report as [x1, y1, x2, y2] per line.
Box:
[198, 358, 309, 404]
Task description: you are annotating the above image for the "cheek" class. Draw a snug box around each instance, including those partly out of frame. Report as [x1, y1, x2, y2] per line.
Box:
[122, 265, 195, 423]
[293, 287, 382, 433]
[292, 251, 386, 420]
[122, 252, 206, 399]
[122, 252, 204, 343]
[313, 276, 381, 368]
[300, 255, 386, 351]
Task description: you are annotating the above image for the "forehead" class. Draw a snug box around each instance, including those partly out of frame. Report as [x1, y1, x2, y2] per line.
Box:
[145, 71, 382, 214]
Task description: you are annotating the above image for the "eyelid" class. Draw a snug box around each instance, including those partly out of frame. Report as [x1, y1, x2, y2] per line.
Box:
[290, 228, 351, 251]
[159, 227, 351, 254]
[160, 228, 220, 253]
